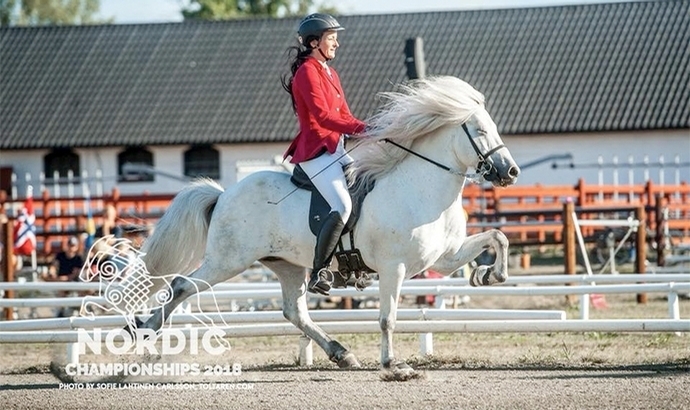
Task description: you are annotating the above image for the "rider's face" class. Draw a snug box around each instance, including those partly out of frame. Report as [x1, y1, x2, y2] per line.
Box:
[314, 30, 339, 60]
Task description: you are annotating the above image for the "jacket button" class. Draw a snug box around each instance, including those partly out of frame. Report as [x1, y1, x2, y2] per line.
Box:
[336, 108, 340, 111]
[337, 94, 341, 98]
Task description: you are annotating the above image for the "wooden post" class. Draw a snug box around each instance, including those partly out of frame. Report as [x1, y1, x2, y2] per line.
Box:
[2, 220, 15, 320]
[654, 194, 666, 267]
[42, 189, 50, 255]
[562, 200, 576, 305]
[645, 180, 654, 207]
[576, 179, 586, 208]
[635, 204, 647, 304]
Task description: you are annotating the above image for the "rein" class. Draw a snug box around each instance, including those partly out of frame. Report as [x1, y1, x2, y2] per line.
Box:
[383, 123, 505, 182]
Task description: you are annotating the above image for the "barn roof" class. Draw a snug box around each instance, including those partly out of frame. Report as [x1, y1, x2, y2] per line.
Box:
[1, 0, 688, 150]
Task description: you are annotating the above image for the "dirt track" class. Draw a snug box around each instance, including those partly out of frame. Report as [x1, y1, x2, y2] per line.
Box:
[2, 293, 689, 409]
[2, 364, 689, 409]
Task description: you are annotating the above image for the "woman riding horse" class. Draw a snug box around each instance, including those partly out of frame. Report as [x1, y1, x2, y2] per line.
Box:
[136, 75, 520, 376]
[281, 13, 368, 296]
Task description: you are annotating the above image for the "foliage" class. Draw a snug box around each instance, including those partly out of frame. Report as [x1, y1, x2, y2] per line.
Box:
[181, 0, 336, 20]
[0, 0, 108, 26]
[0, 0, 338, 26]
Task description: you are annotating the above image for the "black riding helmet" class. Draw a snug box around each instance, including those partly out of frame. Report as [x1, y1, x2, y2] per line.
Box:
[297, 13, 344, 49]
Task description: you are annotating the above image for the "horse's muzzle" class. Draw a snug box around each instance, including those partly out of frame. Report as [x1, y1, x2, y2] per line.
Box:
[485, 163, 520, 187]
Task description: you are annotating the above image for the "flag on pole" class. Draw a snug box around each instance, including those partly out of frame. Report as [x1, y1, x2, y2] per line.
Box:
[13, 193, 36, 256]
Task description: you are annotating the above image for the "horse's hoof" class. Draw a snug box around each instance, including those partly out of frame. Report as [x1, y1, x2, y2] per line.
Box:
[392, 361, 413, 372]
[380, 361, 424, 381]
[337, 352, 361, 369]
[494, 270, 509, 284]
[123, 317, 143, 335]
[469, 266, 490, 287]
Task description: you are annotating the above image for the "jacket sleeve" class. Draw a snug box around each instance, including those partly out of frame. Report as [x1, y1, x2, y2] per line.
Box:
[295, 64, 366, 135]
[338, 98, 365, 134]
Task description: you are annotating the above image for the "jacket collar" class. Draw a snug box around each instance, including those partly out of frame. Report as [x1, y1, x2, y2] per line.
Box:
[305, 57, 341, 92]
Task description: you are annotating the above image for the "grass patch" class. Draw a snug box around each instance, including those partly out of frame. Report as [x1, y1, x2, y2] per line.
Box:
[645, 333, 673, 347]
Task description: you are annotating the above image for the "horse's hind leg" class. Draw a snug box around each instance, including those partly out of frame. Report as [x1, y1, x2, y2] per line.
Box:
[433, 229, 509, 287]
[261, 258, 360, 368]
[140, 262, 246, 332]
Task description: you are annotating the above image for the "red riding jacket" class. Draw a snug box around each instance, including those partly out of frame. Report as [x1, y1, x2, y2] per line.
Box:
[284, 57, 366, 164]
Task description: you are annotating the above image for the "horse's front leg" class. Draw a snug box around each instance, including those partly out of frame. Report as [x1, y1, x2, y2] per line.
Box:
[378, 266, 414, 375]
[264, 259, 360, 368]
[433, 229, 509, 287]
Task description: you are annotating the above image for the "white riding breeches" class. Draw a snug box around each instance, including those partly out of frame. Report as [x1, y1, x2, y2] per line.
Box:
[299, 138, 354, 224]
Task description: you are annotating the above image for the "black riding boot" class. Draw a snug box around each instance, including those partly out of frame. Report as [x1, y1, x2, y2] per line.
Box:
[308, 211, 345, 296]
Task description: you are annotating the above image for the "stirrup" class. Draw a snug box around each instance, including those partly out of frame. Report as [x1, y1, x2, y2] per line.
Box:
[308, 268, 334, 296]
[354, 273, 374, 291]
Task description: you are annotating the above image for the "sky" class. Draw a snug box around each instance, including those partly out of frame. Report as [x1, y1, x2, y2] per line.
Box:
[97, 0, 634, 24]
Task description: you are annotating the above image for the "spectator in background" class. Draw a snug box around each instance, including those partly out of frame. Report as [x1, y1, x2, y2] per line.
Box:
[44, 236, 84, 283]
[95, 204, 123, 239]
[413, 269, 444, 306]
[42, 236, 85, 317]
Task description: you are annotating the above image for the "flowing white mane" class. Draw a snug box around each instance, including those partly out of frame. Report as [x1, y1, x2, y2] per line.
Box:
[349, 76, 486, 186]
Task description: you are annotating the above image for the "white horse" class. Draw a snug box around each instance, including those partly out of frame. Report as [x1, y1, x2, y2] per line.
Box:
[136, 76, 520, 375]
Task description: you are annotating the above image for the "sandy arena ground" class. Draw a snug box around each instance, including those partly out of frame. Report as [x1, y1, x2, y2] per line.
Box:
[2, 291, 689, 409]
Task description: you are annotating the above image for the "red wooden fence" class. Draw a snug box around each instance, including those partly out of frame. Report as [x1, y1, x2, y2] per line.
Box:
[463, 179, 689, 245]
[0, 179, 688, 257]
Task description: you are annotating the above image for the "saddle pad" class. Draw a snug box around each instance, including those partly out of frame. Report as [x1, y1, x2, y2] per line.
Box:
[290, 165, 374, 236]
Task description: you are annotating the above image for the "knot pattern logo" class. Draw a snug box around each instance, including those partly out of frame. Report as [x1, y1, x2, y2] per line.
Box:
[78, 236, 231, 355]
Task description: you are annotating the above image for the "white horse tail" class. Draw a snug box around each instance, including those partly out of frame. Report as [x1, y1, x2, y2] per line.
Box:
[141, 178, 224, 277]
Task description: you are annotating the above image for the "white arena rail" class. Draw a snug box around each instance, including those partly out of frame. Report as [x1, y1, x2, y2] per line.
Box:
[1, 281, 688, 322]
[1, 320, 688, 344]
[1, 273, 688, 366]
[3, 273, 689, 292]
[0, 308, 567, 331]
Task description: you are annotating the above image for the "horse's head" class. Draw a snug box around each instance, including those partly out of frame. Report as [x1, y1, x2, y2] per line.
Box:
[352, 76, 519, 188]
[460, 108, 520, 187]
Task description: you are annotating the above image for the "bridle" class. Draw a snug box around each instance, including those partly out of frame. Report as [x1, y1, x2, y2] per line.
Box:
[383, 123, 506, 182]
[268, 123, 504, 206]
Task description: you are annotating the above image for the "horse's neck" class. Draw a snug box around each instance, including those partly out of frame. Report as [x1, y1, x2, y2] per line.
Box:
[381, 130, 468, 212]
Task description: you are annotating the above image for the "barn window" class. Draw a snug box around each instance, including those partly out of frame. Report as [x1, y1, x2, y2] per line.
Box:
[184, 145, 220, 179]
[118, 147, 154, 182]
[44, 148, 80, 183]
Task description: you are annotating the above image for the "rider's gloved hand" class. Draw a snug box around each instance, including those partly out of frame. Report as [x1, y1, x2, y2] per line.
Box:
[347, 125, 375, 140]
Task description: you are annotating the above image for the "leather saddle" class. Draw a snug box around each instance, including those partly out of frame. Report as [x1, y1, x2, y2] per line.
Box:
[290, 164, 376, 289]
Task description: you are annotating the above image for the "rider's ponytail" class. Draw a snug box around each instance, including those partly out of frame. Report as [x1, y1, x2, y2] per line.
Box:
[281, 42, 314, 114]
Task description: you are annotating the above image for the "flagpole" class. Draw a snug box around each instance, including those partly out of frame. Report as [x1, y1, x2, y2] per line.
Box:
[2, 218, 16, 321]
[26, 186, 37, 272]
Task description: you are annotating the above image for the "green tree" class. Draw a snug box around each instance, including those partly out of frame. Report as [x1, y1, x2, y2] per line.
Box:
[181, 0, 335, 21]
[0, 0, 106, 26]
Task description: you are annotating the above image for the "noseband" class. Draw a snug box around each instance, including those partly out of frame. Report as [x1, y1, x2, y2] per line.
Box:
[383, 122, 506, 180]
[461, 123, 506, 176]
